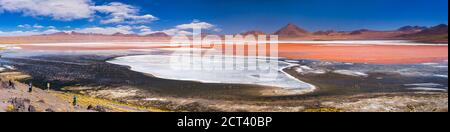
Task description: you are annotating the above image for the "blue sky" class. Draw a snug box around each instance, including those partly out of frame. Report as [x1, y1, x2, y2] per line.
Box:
[0, 0, 448, 36]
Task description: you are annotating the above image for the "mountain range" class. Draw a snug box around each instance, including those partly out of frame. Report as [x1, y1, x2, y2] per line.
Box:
[270, 23, 448, 43]
[0, 23, 447, 44]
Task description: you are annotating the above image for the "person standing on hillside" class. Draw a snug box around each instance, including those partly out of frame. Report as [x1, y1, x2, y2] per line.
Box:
[28, 82, 32, 93]
[47, 82, 51, 92]
[73, 96, 78, 107]
[8, 80, 15, 89]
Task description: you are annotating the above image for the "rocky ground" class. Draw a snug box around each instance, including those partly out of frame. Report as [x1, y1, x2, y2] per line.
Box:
[0, 71, 165, 112]
[324, 93, 448, 112]
[77, 88, 448, 112]
[1, 70, 447, 112]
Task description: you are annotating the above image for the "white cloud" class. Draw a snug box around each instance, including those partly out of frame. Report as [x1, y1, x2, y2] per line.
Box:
[73, 25, 134, 35]
[158, 20, 220, 36]
[33, 24, 44, 29]
[18, 24, 56, 30]
[0, 0, 93, 20]
[134, 25, 150, 30]
[0, 0, 157, 24]
[2, 20, 219, 37]
[138, 31, 155, 36]
[140, 28, 152, 32]
[42, 29, 61, 34]
[1, 25, 159, 36]
[130, 25, 158, 35]
[161, 28, 191, 36]
[91, 2, 158, 24]
[1, 25, 140, 36]
[213, 28, 222, 32]
[0, 29, 60, 36]
[176, 21, 215, 30]
[17, 24, 31, 28]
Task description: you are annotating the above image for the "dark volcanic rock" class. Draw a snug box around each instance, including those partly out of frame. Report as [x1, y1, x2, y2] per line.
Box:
[87, 105, 109, 112]
[45, 108, 55, 112]
[398, 26, 428, 32]
[8, 98, 31, 112]
[28, 105, 36, 112]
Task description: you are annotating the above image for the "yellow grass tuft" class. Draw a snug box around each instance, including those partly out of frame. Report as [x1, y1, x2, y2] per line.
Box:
[50, 91, 168, 112]
[6, 104, 14, 112]
[0, 72, 31, 80]
[303, 108, 342, 112]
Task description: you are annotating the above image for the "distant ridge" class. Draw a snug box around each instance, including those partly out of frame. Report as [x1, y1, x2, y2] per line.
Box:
[11, 23, 447, 44]
[112, 32, 139, 37]
[398, 26, 428, 32]
[349, 29, 372, 35]
[400, 24, 448, 43]
[45, 32, 70, 36]
[240, 30, 266, 36]
[313, 30, 335, 35]
[413, 24, 448, 36]
[144, 32, 170, 37]
[43, 31, 93, 36]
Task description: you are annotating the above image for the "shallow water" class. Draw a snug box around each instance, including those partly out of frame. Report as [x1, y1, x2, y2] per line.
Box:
[279, 40, 448, 45]
[1, 46, 447, 98]
[284, 59, 448, 93]
[108, 54, 314, 90]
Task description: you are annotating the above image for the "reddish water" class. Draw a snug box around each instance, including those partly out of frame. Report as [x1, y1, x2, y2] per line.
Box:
[18, 43, 448, 64]
[277, 44, 448, 64]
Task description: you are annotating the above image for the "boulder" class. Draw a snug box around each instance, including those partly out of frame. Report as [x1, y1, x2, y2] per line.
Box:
[45, 108, 55, 112]
[87, 105, 109, 112]
[8, 98, 31, 112]
[28, 105, 36, 112]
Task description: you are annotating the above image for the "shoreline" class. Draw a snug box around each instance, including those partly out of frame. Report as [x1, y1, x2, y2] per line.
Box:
[1, 49, 447, 98]
[1, 62, 447, 112]
[0, 43, 448, 112]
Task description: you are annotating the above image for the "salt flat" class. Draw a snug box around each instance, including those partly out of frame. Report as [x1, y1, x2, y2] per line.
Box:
[108, 54, 315, 90]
